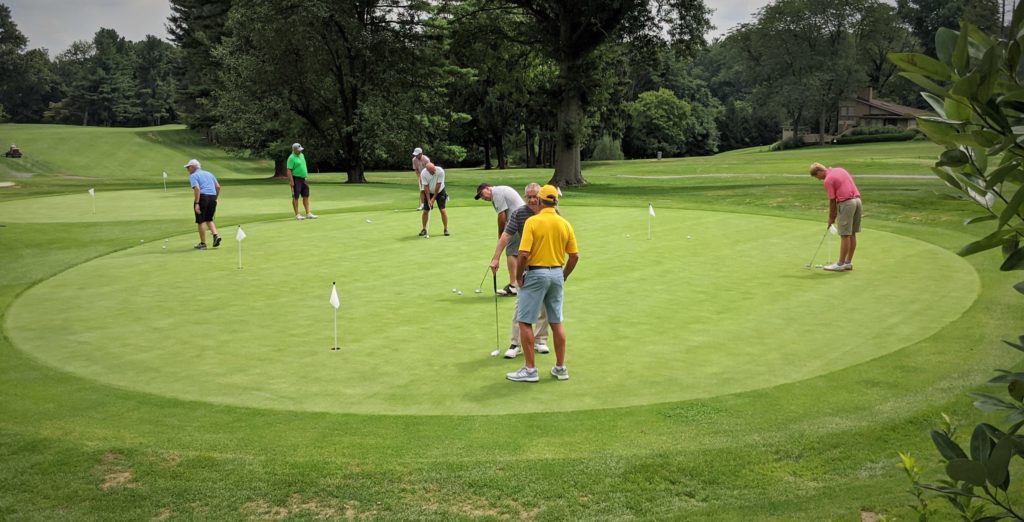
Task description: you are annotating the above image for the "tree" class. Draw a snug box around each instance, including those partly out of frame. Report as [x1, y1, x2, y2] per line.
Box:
[133, 36, 178, 126]
[896, 0, 1000, 56]
[216, 0, 446, 182]
[167, 0, 233, 136]
[500, 0, 711, 187]
[0, 3, 59, 123]
[890, 8, 1024, 520]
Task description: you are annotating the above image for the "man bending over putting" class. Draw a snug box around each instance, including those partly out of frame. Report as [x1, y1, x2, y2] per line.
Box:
[476, 183, 525, 296]
[810, 162, 861, 271]
[488, 182, 550, 359]
[507, 184, 579, 383]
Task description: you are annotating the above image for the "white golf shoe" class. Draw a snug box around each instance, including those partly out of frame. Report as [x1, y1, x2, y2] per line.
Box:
[506, 366, 539, 382]
[504, 345, 521, 359]
[823, 263, 845, 272]
[306, 212, 318, 219]
[535, 343, 550, 354]
[295, 213, 305, 220]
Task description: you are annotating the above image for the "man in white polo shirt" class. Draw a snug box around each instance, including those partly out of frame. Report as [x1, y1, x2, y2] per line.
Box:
[476, 183, 525, 295]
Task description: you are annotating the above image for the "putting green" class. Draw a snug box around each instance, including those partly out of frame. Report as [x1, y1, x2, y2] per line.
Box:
[6, 203, 978, 415]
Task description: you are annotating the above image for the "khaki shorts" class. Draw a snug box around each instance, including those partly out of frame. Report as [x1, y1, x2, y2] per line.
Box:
[837, 198, 862, 235]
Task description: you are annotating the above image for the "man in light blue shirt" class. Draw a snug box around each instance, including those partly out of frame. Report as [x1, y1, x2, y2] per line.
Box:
[185, 159, 221, 250]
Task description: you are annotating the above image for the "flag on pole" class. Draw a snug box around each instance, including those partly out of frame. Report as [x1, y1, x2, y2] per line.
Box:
[647, 202, 654, 240]
[236, 226, 246, 269]
[162, 171, 168, 191]
[88, 188, 95, 197]
[88, 188, 96, 214]
[648, 203, 655, 217]
[329, 282, 341, 351]
[329, 283, 341, 310]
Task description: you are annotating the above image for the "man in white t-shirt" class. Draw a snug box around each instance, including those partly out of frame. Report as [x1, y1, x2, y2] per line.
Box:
[475, 183, 525, 295]
[419, 163, 449, 237]
[412, 147, 430, 210]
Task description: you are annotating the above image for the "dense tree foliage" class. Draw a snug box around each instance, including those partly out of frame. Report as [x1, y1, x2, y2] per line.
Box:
[2, 0, 1019, 172]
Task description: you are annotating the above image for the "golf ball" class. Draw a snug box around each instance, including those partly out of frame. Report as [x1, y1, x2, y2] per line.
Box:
[452, 288, 457, 293]
[457, 291, 463, 295]
[162, 245, 166, 250]
[687, 235, 692, 239]
[474, 288, 481, 294]
[140, 239, 144, 243]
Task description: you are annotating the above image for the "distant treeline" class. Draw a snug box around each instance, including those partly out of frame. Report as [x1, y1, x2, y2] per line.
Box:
[0, 0, 1003, 177]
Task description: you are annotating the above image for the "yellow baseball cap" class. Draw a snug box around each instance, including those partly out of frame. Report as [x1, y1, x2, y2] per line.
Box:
[539, 184, 559, 203]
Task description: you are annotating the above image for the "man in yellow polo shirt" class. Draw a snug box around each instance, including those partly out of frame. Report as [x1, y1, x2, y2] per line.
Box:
[507, 184, 580, 383]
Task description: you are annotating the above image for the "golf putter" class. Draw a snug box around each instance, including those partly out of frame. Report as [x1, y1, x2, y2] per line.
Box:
[477, 267, 490, 294]
[490, 271, 501, 357]
[805, 230, 828, 269]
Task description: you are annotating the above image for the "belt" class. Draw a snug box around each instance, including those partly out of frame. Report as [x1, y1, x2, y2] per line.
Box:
[529, 265, 561, 270]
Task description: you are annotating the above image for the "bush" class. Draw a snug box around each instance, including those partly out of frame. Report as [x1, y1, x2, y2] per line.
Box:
[769, 136, 807, 151]
[845, 125, 905, 136]
[588, 134, 624, 161]
[834, 130, 919, 145]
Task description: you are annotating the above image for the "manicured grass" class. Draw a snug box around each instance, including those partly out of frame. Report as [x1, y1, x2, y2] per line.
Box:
[0, 124, 1021, 520]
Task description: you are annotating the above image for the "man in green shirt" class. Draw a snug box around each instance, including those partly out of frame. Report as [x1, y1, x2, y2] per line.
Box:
[287, 142, 318, 220]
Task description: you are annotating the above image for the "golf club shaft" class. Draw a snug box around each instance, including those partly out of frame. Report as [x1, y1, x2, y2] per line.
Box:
[807, 230, 828, 267]
[478, 267, 490, 291]
[493, 272, 500, 350]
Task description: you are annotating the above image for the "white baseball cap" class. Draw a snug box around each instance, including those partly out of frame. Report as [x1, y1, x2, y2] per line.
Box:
[412, 147, 423, 157]
[292, 143, 304, 151]
[184, 159, 201, 168]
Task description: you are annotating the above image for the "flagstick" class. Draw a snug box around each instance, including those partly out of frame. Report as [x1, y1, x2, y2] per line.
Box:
[238, 238, 242, 269]
[162, 171, 167, 192]
[333, 308, 339, 351]
[647, 213, 652, 240]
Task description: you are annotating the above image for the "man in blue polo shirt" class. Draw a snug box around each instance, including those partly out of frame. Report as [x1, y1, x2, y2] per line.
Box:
[185, 158, 221, 250]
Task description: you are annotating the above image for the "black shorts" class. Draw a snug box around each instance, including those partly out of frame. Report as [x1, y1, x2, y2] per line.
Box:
[292, 177, 310, 199]
[424, 188, 448, 210]
[195, 195, 217, 223]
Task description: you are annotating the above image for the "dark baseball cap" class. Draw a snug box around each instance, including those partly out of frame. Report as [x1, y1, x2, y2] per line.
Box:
[474, 183, 491, 200]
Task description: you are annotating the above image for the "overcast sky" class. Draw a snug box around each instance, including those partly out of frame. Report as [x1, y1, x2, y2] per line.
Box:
[4, 0, 844, 56]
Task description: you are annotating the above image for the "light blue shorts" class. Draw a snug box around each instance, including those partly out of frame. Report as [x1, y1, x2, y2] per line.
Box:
[516, 267, 564, 324]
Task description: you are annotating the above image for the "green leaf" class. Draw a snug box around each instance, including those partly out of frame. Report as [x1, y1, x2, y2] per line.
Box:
[1011, 379, 1024, 402]
[986, 162, 1022, 189]
[987, 436, 1014, 486]
[899, 73, 949, 97]
[965, 215, 997, 225]
[939, 149, 970, 167]
[1002, 246, 1024, 271]
[953, 24, 970, 74]
[958, 229, 1015, 256]
[947, 458, 987, 486]
[919, 120, 958, 146]
[932, 430, 969, 460]
[890, 53, 953, 81]
[971, 424, 993, 462]
[922, 92, 948, 117]
[971, 392, 1023, 412]
[932, 166, 963, 190]
[998, 184, 1024, 229]
[952, 70, 982, 98]
[1004, 336, 1024, 352]
[1016, 281, 1024, 294]
[945, 96, 972, 121]
[989, 372, 1024, 383]
[1010, 40, 1022, 75]
[936, 28, 958, 66]
[977, 46, 1003, 102]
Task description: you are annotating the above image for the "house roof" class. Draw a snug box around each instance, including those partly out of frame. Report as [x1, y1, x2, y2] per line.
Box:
[856, 96, 928, 118]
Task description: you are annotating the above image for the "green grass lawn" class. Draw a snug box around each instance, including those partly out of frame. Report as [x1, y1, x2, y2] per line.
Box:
[1, 124, 1022, 520]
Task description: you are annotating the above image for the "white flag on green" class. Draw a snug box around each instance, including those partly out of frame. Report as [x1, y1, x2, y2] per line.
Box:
[88, 188, 95, 197]
[329, 283, 341, 310]
[648, 203, 655, 217]
[236, 226, 247, 241]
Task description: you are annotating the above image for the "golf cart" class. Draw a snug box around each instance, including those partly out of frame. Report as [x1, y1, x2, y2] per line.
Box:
[4, 144, 22, 158]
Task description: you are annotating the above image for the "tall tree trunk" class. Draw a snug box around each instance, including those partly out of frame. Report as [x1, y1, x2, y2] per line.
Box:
[526, 127, 537, 168]
[495, 134, 507, 169]
[273, 158, 287, 178]
[344, 137, 367, 183]
[483, 139, 492, 170]
[551, 63, 587, 187]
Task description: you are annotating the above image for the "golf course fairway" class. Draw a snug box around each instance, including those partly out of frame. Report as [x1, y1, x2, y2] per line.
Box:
[5, 201, 977, 415]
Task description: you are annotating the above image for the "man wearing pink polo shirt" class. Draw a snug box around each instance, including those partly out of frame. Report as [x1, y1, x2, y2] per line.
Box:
[810, 162, 861, 271]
